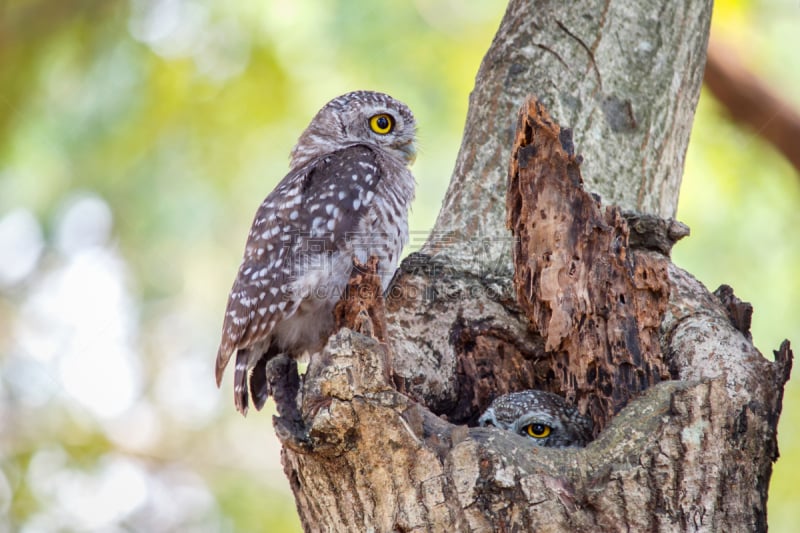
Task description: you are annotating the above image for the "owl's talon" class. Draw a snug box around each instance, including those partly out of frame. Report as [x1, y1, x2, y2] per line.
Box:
[273, 415, 310, 452]
[266, 353, 302, 422]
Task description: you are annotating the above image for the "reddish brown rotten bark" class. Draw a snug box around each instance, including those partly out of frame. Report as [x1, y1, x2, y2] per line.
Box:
[505, 97, 673, 433]
[333, 255, 388, 343]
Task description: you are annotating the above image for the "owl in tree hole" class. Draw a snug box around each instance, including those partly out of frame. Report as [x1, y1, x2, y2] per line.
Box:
[215, 91, 417, 416]
[479, 390, 593, 448]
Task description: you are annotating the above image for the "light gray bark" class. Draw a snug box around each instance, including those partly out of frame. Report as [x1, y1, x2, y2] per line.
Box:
[277, 1, 792, 532]
[430, 0, 711, 273]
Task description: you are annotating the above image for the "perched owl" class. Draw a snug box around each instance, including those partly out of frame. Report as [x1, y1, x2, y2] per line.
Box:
[215, 91, 417, 416]
[478, 390, 593, 447]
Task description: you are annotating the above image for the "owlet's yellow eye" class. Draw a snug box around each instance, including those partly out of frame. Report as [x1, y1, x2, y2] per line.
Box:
[369, 113, 394, 135]
[525, 423, 551, 439]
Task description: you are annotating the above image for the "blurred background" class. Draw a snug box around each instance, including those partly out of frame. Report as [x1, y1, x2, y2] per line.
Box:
[0, 0, 797, 531]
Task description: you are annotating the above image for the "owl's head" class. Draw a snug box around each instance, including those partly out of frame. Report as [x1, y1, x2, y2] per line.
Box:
[478, 390, 593, 448]
[290, 90, 417, 169]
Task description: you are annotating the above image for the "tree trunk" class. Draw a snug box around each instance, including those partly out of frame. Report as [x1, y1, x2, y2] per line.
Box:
[277, 1, 793, 531]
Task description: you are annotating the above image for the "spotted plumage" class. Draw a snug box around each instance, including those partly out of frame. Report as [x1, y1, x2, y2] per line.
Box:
[215, 91, 417, 416]
[478, 390, 593, 448]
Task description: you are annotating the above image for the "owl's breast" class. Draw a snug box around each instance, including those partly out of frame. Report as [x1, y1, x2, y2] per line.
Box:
[354, 162, 414, 289]
[274, 159, 414, 355]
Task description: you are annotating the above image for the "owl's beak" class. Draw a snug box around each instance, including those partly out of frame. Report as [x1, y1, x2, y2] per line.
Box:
[396, 140, 417, 166]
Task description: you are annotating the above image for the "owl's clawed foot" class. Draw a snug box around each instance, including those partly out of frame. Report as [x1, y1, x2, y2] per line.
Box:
[265, 354, 306, 441]
[273, 414, 311, 452]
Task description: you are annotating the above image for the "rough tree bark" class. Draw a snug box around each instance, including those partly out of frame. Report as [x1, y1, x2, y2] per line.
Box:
[276, 1, 793, 531]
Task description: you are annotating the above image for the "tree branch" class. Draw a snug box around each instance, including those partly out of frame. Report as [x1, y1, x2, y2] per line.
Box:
[704, 38, 800, 175]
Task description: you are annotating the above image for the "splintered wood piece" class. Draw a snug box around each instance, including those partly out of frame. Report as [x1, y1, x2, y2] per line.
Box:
[506, 97, 672, 432]
[713, 284, 753, 341]
[333, 255, 388, 343]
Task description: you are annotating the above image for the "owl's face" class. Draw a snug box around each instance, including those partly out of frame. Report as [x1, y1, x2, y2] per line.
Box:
[290, 91, 417, 169]
[478, 390, 593, 448]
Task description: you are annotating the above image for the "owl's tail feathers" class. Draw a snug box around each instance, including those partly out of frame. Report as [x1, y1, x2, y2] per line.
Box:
[214, 344, 234, 388]
[233, 348, 250, 417]
[224, 345, 282, 417]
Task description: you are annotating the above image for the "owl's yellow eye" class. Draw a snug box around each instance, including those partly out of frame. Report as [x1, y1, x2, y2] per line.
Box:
[525, 423, 551, 439]
[369, 114, 394, 135]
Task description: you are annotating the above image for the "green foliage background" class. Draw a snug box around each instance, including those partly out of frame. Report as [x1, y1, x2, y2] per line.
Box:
[0, 1, 797, 531]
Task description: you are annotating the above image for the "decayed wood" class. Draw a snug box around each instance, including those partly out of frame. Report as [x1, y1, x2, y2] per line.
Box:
[505, 97, 672, 432]
[333, 255, 388, 343]
[622, 212, 690, 256]
[713, 283, 754, 342]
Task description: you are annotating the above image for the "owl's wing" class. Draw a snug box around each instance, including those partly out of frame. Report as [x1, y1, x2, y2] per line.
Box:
[214, 145, 385, 394]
